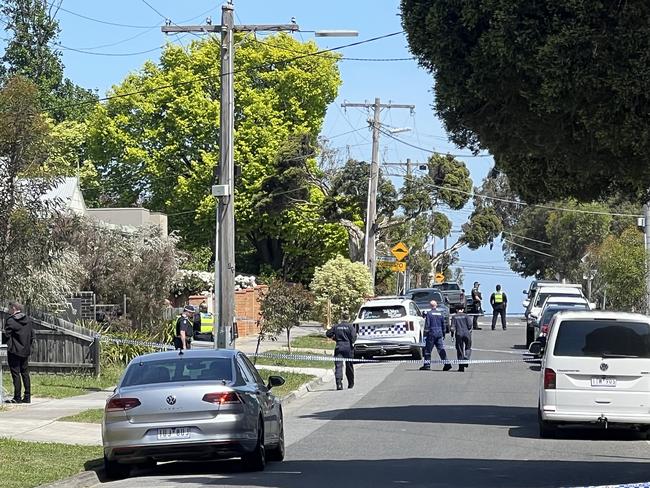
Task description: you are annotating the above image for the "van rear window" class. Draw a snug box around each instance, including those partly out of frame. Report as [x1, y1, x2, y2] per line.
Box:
[553, 320, 650, 358]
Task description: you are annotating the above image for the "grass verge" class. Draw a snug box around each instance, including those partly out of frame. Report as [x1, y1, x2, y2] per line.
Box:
[0, 438, 101, 488]
[1, 364, 124, 399]
[290, 334, 334, 350]
[60, 408, 104, 424]
[255, 368, 317, 398]
[253, 349, 333, 369]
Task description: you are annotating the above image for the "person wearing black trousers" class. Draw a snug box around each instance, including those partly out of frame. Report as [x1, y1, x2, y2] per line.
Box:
[2, 302, 34, 403]
[490, 285, 508, 330]
[326, 311, 357, 390]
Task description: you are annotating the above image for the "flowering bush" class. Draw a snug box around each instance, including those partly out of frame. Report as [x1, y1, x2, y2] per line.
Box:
[170, 270, 213, 298]
[235, 274, 257, 291]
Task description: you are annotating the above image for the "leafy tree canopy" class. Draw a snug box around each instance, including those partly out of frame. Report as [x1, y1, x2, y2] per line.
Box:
[401, 0, 650, 202]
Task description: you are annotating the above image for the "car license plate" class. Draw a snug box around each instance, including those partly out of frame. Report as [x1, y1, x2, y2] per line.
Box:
[591, 377, 616, 387]
[157, 427, 191, 440]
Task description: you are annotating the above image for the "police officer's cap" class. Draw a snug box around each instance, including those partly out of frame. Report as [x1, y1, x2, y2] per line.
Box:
[183, 305, 195, 313]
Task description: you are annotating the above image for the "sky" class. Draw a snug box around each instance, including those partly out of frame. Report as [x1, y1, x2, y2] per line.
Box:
[48, 0, 530, 311]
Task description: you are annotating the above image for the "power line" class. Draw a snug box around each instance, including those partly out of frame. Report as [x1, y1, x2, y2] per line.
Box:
[503, 231, 551, 246]
[378, 126, 493, 158]
[51, 30, 405, 112]
[53, 3, 159, 29]
[503, 238, 555, 258]
[140, 0, 168, 21]
[56, 43, 167, 57]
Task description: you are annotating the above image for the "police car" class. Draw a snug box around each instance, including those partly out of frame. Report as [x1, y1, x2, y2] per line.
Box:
[353, 296, 425, 360]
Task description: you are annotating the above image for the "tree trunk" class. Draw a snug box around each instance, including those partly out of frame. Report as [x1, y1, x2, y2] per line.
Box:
[286, 327, 291, 354]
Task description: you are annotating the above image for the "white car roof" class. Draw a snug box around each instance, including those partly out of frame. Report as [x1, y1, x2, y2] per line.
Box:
[536, 282, 582, 288]
[554, 310, 650, 324]
[360, 298, 411, 307]
[537, 286, 582, 294]
[544, 296, 588, 304]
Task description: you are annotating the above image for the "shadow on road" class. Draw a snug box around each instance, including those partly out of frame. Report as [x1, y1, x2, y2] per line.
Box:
[114, 457, 650, 488]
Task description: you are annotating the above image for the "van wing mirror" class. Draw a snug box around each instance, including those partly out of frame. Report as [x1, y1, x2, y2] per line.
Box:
[523, 289, 528, 294]
[529, 341, 543, 355]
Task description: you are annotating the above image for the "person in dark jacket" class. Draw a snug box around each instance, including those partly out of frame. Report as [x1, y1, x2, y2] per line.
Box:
[326, 311, 357, 390]
[420, 300, 452, 372]
[174, 306, 194, 350]
[452, 307, 474, 372]
[2, 302, 34, 403]
[471, 282, 483, 330]
[490, 284, 508, 330]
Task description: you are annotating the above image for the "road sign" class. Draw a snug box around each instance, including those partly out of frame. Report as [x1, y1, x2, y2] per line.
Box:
[391, 261, 406, 273]
[391, 242, 409, 261]
[377, 260, 395, 268]
[378, 255, 396, 262]
[434, 273, 445, 283]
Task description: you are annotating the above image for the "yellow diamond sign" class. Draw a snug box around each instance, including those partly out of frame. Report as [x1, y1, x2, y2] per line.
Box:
[391, 242, 409, 261]
[434, 272, 445, 283]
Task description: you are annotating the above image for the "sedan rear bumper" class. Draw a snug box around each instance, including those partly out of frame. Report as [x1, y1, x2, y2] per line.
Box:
[106, 439, 254, 463]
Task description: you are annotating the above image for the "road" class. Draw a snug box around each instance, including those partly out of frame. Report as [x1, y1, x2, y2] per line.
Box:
[98, 318, 650, 488]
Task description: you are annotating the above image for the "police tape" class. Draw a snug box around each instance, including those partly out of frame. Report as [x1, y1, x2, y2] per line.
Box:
[94, 335, 540, 366]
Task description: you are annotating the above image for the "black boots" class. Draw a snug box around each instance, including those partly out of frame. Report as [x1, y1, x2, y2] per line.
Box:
[443, 364, 452, 371]
[21, 396, 31, 404]
[336, 380, 343, 390]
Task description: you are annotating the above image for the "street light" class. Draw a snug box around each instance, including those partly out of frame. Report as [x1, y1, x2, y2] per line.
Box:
[315, 30, 359, 37]
[388, 127, 411, 134]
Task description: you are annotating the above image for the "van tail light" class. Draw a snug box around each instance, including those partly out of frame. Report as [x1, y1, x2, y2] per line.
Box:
[202, 391, 241, 404]
[544, 368, 556, 389]
[408, 321, 414, 331]
[106, 397, 141, 411]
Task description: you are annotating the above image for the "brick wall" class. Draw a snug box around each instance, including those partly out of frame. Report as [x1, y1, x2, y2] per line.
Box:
[188, 285, 268, 338]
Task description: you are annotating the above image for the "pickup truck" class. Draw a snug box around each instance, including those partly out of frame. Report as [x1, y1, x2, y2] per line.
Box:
[429, 282, 464, 312]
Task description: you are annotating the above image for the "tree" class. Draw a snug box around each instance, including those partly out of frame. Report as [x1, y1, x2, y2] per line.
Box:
[0, 0, 97, 121]
[85, 34, 345, 282]
[310, 255, 373, 326]
[595, 227, 646, 312]
[259, 279, 314, 353]
[401, 0, 650, 202]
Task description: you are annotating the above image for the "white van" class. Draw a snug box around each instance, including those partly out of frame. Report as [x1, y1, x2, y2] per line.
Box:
[531, 311, 650, 438]
[525, 285, 584, 346]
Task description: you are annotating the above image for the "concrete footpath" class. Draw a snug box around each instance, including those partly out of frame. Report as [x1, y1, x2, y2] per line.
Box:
[0, 325, 332, 447]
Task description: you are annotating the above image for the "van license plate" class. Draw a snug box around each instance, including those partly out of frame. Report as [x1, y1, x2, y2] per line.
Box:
[591, 377, 616, 387]
[157, 427, 190, 440]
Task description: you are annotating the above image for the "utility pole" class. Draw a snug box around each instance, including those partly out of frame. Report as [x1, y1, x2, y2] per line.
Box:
[163, 4, 298, 349]
[645, 204, 650, 314]
[341, 98, 414, 292]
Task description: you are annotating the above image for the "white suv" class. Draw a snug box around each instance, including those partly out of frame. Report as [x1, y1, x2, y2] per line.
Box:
[532, 311, 650, 438]
[353, 297, 425, 360]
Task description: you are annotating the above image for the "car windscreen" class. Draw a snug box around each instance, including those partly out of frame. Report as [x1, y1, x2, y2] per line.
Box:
[359, 306, 406, 319]
[432, 283, 460, 291]
[541, 306, 587, 324]
[409, 291, 444, 304]
[553, 320, 650, 358]
[535, 292, 580, 307]
[121, 357, 233, 387]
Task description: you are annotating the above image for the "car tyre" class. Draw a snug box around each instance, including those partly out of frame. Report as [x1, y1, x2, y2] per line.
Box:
[104, 455, 130, 480]
[412, 336, 423, 360]
[242, 418, 266, 471]
[538, 408, 557, 439]
[526, 326, 534, 348]
[267, 412, 285, 462]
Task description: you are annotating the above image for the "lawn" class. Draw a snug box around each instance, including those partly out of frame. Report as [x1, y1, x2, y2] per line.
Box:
[290, 334, 334, 350]
[1, 364, 124, 399]
[252, 349, 333, 369]
[60, 408, 104, 424]
[0, 438, 101, 488]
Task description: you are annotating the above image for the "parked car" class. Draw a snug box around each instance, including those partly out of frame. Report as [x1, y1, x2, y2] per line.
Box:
[102, 349, 286, 479]
[353, 296, 425, 360]
[531, 303, 590, 356]
[531, 311, 650, 438]
[523, 280, 558, 314]
[405, 288, 450, 329]
[429, 282, 464, 312]
[525, 284, 585, 346]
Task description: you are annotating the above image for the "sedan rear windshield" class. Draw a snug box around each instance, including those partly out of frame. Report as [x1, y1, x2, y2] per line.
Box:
[359, 306, 406, 319]
[553, 320, 650, 358]
[541, 306, 588, 324]
[409, 291, 444, 304]
[535, 292, 580, 307]
[122, 357, 233, 387]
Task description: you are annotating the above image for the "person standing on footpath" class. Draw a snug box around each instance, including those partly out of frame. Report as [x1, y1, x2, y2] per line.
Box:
[420, 300, 452, 372]
[490, 284, 508, 330]
[452, 306, 474, 372]
[471, 282, 483, 330]
[174, 305, 194, 350]
[326, 310, 357, 390]
[1, 302, 34, 403]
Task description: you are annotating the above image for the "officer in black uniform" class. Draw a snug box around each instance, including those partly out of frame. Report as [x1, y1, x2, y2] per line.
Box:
[452, 306, 474, 372]
[471, 282, 483, 330]
[174, 305, 194, 350]
[326, 311, 357, 390]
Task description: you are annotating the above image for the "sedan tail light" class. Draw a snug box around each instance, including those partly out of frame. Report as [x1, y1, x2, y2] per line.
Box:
[202, 391, 241, 404]
[106, 397, 141, 411]
[408, 321, 414, 331]
[544, 368, 556, 389]
[541, 323, 549, 335]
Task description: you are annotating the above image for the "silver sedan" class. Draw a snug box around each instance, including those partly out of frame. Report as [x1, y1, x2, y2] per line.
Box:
[102, 349, 286, 479]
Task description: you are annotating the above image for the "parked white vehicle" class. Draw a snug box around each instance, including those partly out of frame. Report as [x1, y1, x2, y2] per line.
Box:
[526, 284, 585, 346]
[353, 297, 425, 360]
[531, 311, 650, 438]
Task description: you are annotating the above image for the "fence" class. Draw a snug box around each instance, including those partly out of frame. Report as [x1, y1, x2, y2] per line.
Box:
[0, 308, 100, 376]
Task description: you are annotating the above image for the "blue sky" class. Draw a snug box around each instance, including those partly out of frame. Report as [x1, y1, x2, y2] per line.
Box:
[51, 0, 530, 310]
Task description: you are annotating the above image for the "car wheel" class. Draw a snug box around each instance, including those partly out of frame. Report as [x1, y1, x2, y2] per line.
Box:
[242, 418, 266, 471]
[104, 455, 130, 480]
[266, 412, 285, 462]
[412, 338, 423, 360]
[538, 408, 557, 439]
[526, 326, 534, 348]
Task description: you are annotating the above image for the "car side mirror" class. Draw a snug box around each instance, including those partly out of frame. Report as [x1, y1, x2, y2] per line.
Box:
[444, 297, 449, 304]
[267, 375, 285, 390]
[422, 311, 427, 318]
[589, 302, 596, 310]
[529, 341, 543, 355]
[523, 290, 528, 294]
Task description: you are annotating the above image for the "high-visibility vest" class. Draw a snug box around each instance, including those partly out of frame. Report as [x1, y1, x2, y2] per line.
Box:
[493, 292, 504, 304]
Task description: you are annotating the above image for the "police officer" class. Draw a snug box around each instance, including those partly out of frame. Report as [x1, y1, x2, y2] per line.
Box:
[420, 300, 452, 371]
[490, 284, 508, 330]
[452, 306, 473, 372]
[326, 311, 357, 390]
[174, 305, 194, 350]
[471, 281, 483, 330]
